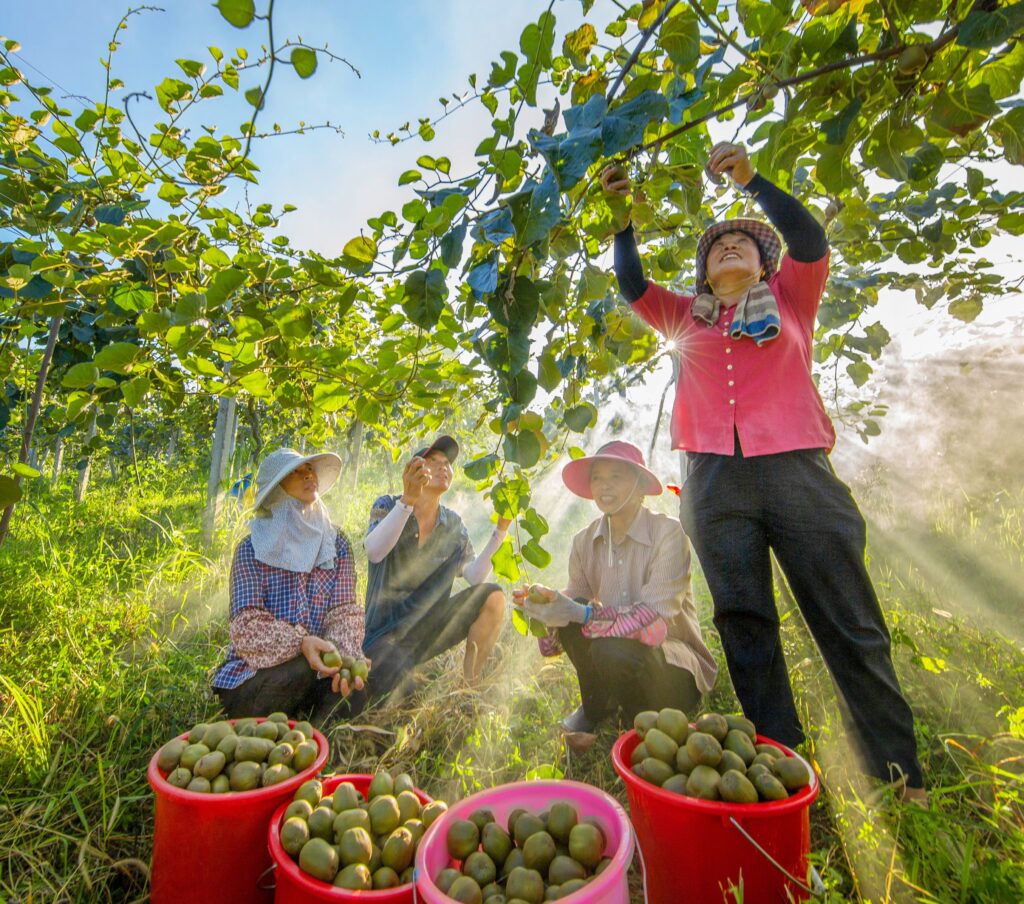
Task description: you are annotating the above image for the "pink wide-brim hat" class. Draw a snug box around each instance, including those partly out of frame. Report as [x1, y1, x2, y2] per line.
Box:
[562, 440, 663, 500]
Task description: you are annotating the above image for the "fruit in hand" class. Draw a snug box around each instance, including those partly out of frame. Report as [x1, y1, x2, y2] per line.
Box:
[526, 586, 550, 606]
[321, 649, 342, 669]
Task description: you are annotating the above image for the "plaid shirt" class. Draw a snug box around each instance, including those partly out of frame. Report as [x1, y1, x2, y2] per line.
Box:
[211, 531, 362, 690]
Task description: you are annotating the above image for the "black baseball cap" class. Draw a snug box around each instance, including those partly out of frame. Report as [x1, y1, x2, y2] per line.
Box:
[413, 434, 459, 463]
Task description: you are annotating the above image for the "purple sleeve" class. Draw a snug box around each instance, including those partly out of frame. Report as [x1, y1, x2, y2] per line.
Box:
[582, 603, 668, 646]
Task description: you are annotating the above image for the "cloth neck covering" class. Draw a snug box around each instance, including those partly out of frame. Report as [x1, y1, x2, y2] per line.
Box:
[249, 489, 336, 573]
[692, 281, 781, 346]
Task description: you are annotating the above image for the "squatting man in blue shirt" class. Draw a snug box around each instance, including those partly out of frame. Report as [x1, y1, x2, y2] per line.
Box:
[360, 435, 509, 699]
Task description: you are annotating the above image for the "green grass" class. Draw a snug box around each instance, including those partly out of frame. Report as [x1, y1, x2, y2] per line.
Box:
[1, 458, 1022, 902]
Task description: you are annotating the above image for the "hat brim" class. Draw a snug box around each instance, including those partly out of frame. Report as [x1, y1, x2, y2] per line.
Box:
[562, 454, 663, 500]
[694, 218, 782, 294]
[415, 434, 459, 463]
[252, 452, 342, 511]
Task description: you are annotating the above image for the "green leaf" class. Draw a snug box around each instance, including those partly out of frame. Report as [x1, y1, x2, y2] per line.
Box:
[949, 295, 983, 323]
[507, 171, 561, 246]
[503, 430, 542, 468]
[207, 268, 246, 307]
[0, 475, 22, 507]
[464, 453, 500, 481]
[158, 181, 187, 204]
[492, 476, 531, 520]
[489, 50, 518, 88]
[929, 84, 1000, 137]
[492, 538, 522, 582]
[846, 360, 871, 387]
[95, 342, 141, 373]
[564, 23, 597, 69]
[517, 11, 556, 105]
[244, 86, 264, 109]
[290, 47, 317, 78]
[510, 605, 533, 636]
[602, 90, 668, 156]
[274, 303, 313, 339]
[201, 246, 232, 268]
[564, 403, 597, 432]
[521, 506, 549, 540]
[398, 169, 422, 185]
[822, 97, 862, 146]
[62, 363, 99, 388]
[403, 269, 448, 329]
[11, 462, 40, 479]
[957, 2, 1024, 49]
[522, 538, 552, 568]
[215, 0, 255, 29]
[340, 236, 378, 275]
[121, 376, 151, 408]
[659, 10, 700, 70]
[992, 108, 1024, 165]
[94, 204, 126, 226]
[529, 126, 603, 191]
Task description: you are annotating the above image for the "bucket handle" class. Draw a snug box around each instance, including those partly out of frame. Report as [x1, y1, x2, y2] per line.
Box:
[727, 817, 825, 898]
[630, 822, 650, 904]
[257, 862, 277, 891]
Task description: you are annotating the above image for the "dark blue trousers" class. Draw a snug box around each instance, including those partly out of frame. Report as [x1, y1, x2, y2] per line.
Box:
[679, 444, 923, 786]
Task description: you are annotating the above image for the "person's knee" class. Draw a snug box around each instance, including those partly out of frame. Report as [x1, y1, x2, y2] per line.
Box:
[474, 584, 505, 621]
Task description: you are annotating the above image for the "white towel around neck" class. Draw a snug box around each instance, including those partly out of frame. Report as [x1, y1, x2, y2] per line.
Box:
[249, 489, 337, 573]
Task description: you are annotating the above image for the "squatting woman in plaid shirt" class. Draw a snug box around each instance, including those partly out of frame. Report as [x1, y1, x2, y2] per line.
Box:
[211, 448, 367, 722]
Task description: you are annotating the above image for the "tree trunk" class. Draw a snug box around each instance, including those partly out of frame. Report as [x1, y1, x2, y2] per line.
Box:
[347, 420, 364, 490]
[108, 457, 117, 481]
[203, 395, 237, 542]
[52, 436, 64, 487]
[244, 397, 263, 461]
[165, 427, 178, 463]
[129, 411, 142, 488]
[222, 397, 238, 483]
[0, 314, 62, 546]
[75, 408, 98, 504]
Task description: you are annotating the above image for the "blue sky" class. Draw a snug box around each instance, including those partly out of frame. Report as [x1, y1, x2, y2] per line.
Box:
[3, 1, 602, 252]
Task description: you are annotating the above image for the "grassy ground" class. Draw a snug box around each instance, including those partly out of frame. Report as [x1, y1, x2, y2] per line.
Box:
[0, 458, 1022, 903]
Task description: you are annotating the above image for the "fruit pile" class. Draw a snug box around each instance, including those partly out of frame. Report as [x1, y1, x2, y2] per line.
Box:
[630, 708, 811, 802]
[156, 714, 319, 793]
[435, 801, 611, 903]
[280, 773, 446, 890]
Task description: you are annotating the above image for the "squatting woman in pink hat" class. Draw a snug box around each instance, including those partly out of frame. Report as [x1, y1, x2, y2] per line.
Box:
[601, 142, 924, 802]
[514, 441, 717, 742]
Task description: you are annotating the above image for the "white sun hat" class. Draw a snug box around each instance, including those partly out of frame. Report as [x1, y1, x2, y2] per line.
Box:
[252, 448, 342, 512]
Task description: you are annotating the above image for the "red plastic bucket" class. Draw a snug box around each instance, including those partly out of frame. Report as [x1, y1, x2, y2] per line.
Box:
[147, 719, 328, 904]
[415, 779, 634, 903]
[611, 730, 819, 903]
[268, 773, 433, 903]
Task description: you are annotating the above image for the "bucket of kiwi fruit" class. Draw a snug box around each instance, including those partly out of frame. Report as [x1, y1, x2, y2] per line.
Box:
[268, 771, 442, 902]
[414, 779, 634, 903]
[147, 714, 329, 904]
[610, 708, 820, 903]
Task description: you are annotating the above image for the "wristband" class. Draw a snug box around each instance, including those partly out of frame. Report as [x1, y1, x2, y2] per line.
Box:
[582, 605, 593, 625]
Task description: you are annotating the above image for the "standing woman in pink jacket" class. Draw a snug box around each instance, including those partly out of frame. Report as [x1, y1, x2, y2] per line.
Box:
[603, 143, 925, 802]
